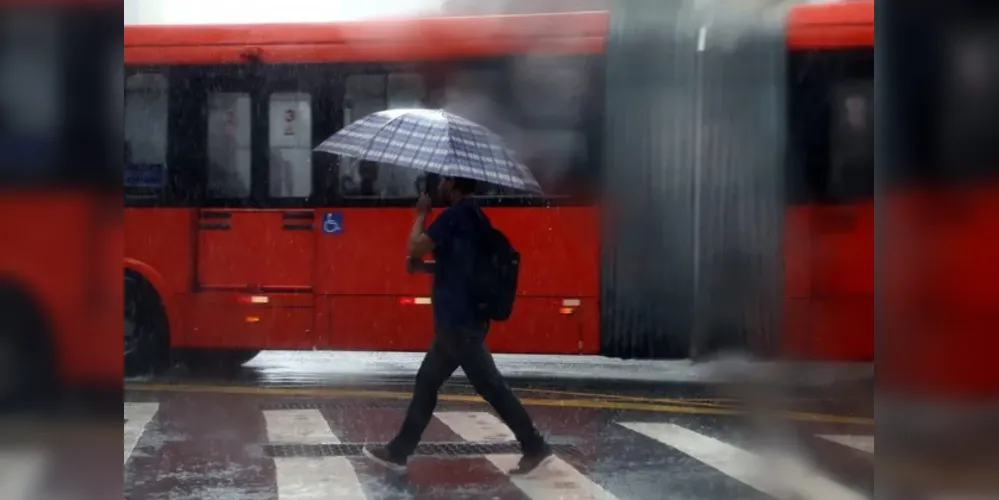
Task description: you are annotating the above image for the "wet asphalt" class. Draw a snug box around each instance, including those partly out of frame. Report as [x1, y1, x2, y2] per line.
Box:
[117, 352, 882, 499]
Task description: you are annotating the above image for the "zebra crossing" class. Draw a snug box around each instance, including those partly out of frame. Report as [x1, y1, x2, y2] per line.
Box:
[123, 400, 876, 499]
[265, 409, 367, 499]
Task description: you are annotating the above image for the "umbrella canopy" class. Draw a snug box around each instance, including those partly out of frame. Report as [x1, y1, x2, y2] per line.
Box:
[315, 109, 542, 194]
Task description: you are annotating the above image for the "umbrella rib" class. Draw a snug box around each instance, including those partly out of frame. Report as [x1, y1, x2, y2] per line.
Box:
[378, 116, 410, 166]
[442, 112, 473, 182]
[356, 113, 406, 163]
[406, 114, 435, 174]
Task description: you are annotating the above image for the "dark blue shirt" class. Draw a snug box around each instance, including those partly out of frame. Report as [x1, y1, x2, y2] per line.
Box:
[426, 198, 479, 329]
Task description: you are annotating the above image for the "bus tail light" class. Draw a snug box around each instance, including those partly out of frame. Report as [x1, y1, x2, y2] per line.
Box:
[399, 297, 432, 305]
[238, 295, 269, 304]
[559, 298, 581, 315]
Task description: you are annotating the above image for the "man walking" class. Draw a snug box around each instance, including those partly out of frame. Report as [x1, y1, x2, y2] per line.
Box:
[362, 176, 553, 474]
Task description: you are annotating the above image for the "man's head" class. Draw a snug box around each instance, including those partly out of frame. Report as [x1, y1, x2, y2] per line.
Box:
[437, 176, 477, 204]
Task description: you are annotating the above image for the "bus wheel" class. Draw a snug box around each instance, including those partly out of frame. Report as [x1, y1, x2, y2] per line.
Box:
[0, 289, 56, 412]
[175, 349, 261, 374]
[124, 272, 170, 377]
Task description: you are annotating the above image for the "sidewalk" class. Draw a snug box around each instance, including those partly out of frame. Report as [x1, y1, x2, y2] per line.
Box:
[242, 351, 874, 388]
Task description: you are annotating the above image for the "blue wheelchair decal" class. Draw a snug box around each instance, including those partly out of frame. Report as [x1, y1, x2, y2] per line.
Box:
[322, 212, 343, 234]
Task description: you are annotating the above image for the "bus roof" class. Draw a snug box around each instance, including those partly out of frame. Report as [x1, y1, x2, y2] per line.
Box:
[787, 1, 873, 49]
[124, 11, 607, 64]
[124, 2, 871, 65]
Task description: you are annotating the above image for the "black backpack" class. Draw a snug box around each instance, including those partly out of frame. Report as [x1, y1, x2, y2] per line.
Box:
[470, 208, 520, 321]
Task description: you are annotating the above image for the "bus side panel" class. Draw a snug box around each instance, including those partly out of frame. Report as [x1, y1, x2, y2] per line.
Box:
[810, 202, 874, 361]
[123, 207, 195, 344]
[0, 193, 107, 384]
[314, 207, 600, 296]
[782, 206, 813, 357]
[90, 194, 124, 385]
[183, 291, 314, 349]
[195, 209, 316, 290]
[812, 202, 874, 297]
[808, 297, 874, 361]
[325, 296, 598, 354]
[124, 208, 194, 295]
[317, 206, 599, 354]
[496, 206, 600, 354]
[782, 204, 874, 362]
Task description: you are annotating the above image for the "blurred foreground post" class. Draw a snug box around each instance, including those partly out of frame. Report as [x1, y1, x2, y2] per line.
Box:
[880, 1, 999, 496]
[601, 0, 786, 359]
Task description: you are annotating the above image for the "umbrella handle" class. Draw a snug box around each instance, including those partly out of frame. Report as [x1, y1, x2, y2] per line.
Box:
[415, 174, 428, 195]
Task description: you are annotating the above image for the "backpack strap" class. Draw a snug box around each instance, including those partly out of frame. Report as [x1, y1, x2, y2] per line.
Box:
[471, 205, 493, 231]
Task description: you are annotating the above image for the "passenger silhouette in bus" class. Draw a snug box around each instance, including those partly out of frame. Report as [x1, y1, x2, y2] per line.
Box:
[830, 92, 873, 200]
[342, 160, 381, 197]
[269, 150, 295, 197]
[363, 176, 553, 475]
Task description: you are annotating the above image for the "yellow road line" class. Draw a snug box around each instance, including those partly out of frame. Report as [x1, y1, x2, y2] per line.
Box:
[508, 386, 736, 408]
[125, 383, 873, 426]
[474, 384, 828, 412]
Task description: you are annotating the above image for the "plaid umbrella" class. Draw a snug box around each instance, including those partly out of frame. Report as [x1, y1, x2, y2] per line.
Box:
[314, 109, 542, 194]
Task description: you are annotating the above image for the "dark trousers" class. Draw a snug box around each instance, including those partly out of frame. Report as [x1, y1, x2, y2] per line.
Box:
[387, 323, 545, 458]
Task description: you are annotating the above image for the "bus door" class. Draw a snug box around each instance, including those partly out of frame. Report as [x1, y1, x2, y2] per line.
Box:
[195, 67, 318, 293]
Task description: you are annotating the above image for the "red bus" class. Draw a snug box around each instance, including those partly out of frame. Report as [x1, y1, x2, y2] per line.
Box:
[122, 2, 874, 375]
[1, 6, 120, 410]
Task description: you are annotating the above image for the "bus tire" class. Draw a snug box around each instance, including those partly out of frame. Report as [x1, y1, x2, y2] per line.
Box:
[124, 271, 170, 377]
[0, 286, 56, 413]
[175, 349, 261, 373]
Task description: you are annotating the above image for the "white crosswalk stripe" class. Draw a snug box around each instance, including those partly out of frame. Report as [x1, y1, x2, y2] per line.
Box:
[820, 434, 875, 454]
[620, 422, 870, 500]
[436, 411, 620, 500]
[0, 449, 48, 500]
[123, 401, 877, 500]
[123, 402, 159, 465]
[264, 409, 366, 500]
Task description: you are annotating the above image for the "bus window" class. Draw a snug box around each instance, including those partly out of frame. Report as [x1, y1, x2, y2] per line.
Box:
[514, 55, 596, 199]
[829, 81, 873, 200]
[341, 73, 427, 199]
[443, 68, 508, 135]
[441, 68, 513, 196]
[0, 12, 60, 181]
[510, 128, 587, 196]
[269, 92, 312, 198]
[787, 48, 874, 204]
[124, 73, 168, 203]
[206, 92, 251, 199]
[511, 54, 589, 126]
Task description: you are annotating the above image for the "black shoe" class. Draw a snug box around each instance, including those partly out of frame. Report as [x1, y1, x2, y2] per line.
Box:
[509, 444, 554, 475]
[362, 445, 407, 472]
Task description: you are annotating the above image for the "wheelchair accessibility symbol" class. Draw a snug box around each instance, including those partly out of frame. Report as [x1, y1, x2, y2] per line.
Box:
[322, 212, 343, 234]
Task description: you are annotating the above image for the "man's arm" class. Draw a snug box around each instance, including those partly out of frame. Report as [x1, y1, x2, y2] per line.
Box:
[408, 216, 435, 259]
[408, 193, 437, 260]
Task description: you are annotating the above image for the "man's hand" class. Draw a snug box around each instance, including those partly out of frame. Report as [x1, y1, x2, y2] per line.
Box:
[416, 193, 432, 216]
[406, 256, 435, 274]
[408, 193, 436, 258]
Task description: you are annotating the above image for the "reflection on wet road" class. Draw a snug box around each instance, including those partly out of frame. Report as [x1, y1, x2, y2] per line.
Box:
[123, 351, 876, 500]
